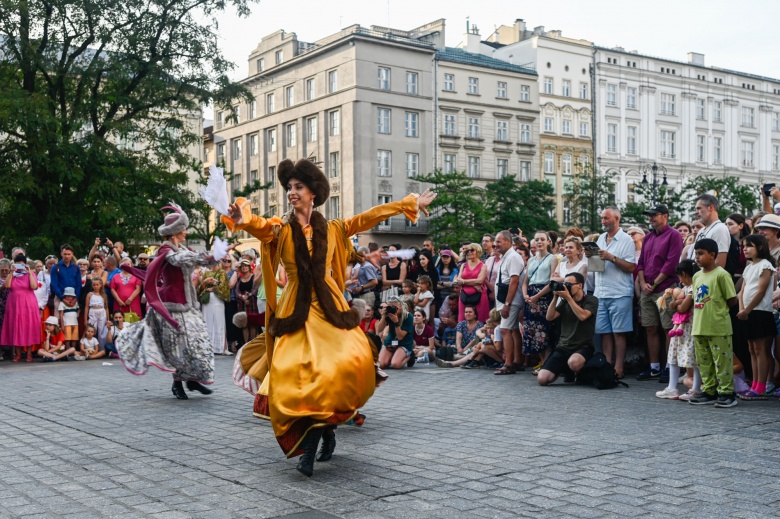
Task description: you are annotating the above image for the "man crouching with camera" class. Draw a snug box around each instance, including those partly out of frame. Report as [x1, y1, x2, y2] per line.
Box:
[538, 272, 599, 386]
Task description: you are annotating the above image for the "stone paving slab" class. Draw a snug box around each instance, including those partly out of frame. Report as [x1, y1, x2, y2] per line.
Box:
[2, 358, 780, 518]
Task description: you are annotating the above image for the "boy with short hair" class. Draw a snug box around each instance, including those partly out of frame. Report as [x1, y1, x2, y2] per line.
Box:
[689, 238, 739, 408]
[58, 286, 80, 352]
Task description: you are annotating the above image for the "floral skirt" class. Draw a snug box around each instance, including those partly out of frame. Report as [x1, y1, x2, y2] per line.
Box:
[522, 284, 553, 354]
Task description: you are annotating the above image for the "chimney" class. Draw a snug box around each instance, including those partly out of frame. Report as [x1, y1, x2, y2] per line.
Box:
[533, 25, 544, 36]
[514, 18, 526, 41]
[687, 52, 705, 66]
[465, 23, 481, 53]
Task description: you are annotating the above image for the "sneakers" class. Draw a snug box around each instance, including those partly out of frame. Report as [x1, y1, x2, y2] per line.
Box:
[688, 392, 717, 405]
[460, 360, 478, 369]
[434, 357, 454, 368]
[406, 354, 416, 368]
[658, 367, 670, 384]
[655, 388, 680, 399]
[72, 355, 86, 361]
[678, 389, 697, 401]
[737, 389, 767, 401]
[636, 368, 661, 380]
[714, 394, 738, 408]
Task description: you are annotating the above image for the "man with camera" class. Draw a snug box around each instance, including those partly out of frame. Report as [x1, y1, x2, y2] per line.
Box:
[538, 272, 598, 386]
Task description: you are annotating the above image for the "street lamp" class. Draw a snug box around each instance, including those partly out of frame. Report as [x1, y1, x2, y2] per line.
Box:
[641, 162, 668, 206]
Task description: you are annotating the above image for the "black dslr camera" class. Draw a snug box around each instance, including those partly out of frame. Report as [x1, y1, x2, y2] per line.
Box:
[385, 305, 397, 315]
[549, 280, 568, 292]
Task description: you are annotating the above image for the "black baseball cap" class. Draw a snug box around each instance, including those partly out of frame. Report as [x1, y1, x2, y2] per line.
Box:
[643, 204, 669, 216]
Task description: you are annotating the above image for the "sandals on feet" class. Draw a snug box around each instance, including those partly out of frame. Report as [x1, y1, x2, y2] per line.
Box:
[494, 366, 516, 375]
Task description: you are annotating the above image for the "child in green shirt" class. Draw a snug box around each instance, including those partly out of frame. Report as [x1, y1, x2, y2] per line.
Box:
[689, 239, 738, 408]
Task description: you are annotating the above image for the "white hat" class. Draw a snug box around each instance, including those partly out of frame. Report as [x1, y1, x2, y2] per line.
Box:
[63, 287, 76, 297]
[756, 214, 780, 231]
[44, 316, 59, 326]
[157, 202, 190, 237]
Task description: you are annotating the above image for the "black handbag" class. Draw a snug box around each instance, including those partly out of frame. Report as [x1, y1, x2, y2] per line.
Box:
[460, 288, 481, 306]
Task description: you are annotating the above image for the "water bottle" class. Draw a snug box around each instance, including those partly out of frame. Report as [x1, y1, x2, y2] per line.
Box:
[422, 352, 429, 365]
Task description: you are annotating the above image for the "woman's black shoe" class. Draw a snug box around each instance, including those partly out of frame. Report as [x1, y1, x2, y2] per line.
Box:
[317, 427, 336, 462]
[296, 428, 323, 477]
[186, 381, 213, 395]
[172, 381, 188, 400]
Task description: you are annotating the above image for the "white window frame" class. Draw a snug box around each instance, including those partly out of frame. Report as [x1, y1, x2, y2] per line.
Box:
[607, 123, 617, 152]
[543, 77, 553, 95]
[713, 136, 722, 164]
[443, 153, 456, 173]
[562, 80, 571, 97]
[329, 151, 340, 178]
[275, 50, 283, 65]
[268, 128, 277, 151]
[773, 112, 780, 132]
[562, 154, 572, 176]
[377, 195, 392, 229]
[607, 84, 617, 106]
[544, 152, 554, 173]
[520, 161, 531, 181]
[520, 123, 531, 144]
[660, 130, 676, 158]
[328, 70, 338, 93]
[520, 85, 530, 101]
[660, 93, 676, 115]
[496, 158, 508, 179]
[497, 81, 507, 99]
[580, 121, 589, 137]
[742, 106, 755, 128]
[406, 153, 419, 177]
[468, 77, 479, 94]
[774, 144, 780, 170]
[696, 98, 706, 120]
[306, 117, 317, 142]
[444, 114, 456, 136]
[544, 117, 554, 133]
[217, 143, 225, 162]
[579, 82, 588, 100]
[377, 108, 391, 134]
[467, 117, 480, 138]
[444, 73, 454, 91]
[496, 120, 508, 141]
[249, 100, 257, 119]
[285, 85, 294, 107]
[286, 123, 296, 147]
[329, 110, 340, 136]
[626, 87, 637, 109]
[377, 150, 392, 177]
[232, 138, 241, 160]
[378, 67, 391, 90]
[741, 140, 755, 167]
[267, 93, 275, 113]
[404, 112, 419, 138]
[267, 165, 276, 188]
[406, 71, 418, 95]
[562, 120, 571, 135]
[257, 58, 265, 72]
[328, 196, 340, 220]
[713, 101, 722, 122]
[305, 78, 315, 100]
[467, 156, 480, 178]
[627, 126, 637, 155]
[250, 134, 259, 156]
[697, 134, 706, 162]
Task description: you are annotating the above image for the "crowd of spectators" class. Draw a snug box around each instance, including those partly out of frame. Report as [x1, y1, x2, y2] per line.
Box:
[5, 190, 780, 409]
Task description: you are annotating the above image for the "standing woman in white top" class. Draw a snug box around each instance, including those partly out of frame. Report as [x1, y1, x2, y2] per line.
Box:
[551, 237, 588, 283]
[522, 231, 559, 371]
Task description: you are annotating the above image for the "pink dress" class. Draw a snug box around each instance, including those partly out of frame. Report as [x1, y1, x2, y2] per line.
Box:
[109, 273, 142, 315]
[458, 261, 490, 323]
[0, 274, 41, 347]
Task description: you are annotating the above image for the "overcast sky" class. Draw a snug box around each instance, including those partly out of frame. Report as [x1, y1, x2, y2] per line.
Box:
[208, 0, 779, 111]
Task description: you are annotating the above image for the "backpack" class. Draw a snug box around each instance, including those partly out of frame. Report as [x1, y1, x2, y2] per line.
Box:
[575, 352, 629, 390]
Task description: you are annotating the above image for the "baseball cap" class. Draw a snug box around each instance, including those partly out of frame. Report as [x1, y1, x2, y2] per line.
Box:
[642, 204, 670, 216]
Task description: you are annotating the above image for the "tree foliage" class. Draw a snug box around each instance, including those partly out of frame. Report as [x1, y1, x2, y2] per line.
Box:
[562, 165, 617, 234]
[485, 175, 558, 234]
[0, 0, 257, 257]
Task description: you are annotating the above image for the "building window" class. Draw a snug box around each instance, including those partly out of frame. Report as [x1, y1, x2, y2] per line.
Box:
[741, 140, 754, 167]
[257, 58, 265, 72]
[267, 128, 277, 151]
[306, 78, 315, 100]
[249, 100, 257, 119]
[377, 195, 392, 228]
[467, 156, 480, 178]
[467, 117, 480, 138]
[579, 122, 589, 137]
[520, 85, 530, 101]
[468, 77, 479, 94]
[443, 153, 456, 173]
[406, 71, 418, 95]
[378, 67, 391, 90]
[580, 82, 588, 100]
[544, 117, 554, 133]
[377, 150, 391, 176]
[404, 112, 419, 137]
[713, 137, 722, 164]
[606, 84, 617, 106]
[328, 196, 340, 220]
[544, 152, 554, 173]
[496, 120, 508, 141]
[626, 87, 637, 109]
[520, 123, 531, 143]
[496, 158, 508, 179]
[306, 117, 317, 142]
[275, 50, 283, 65]
[562, 154, 572, 176]
[497, 81, 507, 99]
[250, 134, 259, 156]
[217, 143, 225, 162]
[444, 114, 456, 136]
[562, 120, 571, 135]
[579, 155, 589, 171]
[286, 123, 296, 147]
[285, 85, 294, 107]
[267, 93, 275, 113]
[267, 165, 276, 188]
[328, 70, 338, 93]
[742, 106, 755, 127]
[377, 108, 391, 134]
[520, 161, 531, 181]
[607, 124, 617, 152]
[232, 139, 241, 160]
[250, 169, 258, 183]
[203, 146, 209, 162]
[696, 98, 706, 120]
[563, 200, 571, 225]
[216, 111, 224, 130]
[696, 135, 706, 162]
[232, 173, 242, 193]
[444, 73, 454, 91]
[773, 113, 780, 132]
[406, 153, 419, 177]
[329, 110, 340, 136]
[329, 151, 340, 177]
[774, 144, 780, 170]
[627, 126, 637, 155]
[543, 77, 553, 95]
[562, 80, 571, 97]
[660, 130, 676, 158]
[713, 101, 722, 122]
[660, 93, 676, 115]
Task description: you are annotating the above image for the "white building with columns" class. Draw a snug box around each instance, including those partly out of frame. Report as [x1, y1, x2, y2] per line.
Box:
[594, 46, 780, 213]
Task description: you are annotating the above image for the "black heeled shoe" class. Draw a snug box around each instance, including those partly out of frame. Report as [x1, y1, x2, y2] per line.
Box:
[296, 428, 323, 477]
[186, 381, 213, 395]
[172, 381, 188, 400]
[317, 426, 336, 462]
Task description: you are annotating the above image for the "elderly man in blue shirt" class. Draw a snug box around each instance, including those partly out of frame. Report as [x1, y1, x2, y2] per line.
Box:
[587, 207, 637, 379]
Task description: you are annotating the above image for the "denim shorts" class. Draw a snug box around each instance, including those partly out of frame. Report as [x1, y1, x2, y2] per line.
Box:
[595, 296, 634, 334]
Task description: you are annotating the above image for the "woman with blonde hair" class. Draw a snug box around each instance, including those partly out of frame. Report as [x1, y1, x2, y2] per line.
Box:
[454, 243, 489, 322]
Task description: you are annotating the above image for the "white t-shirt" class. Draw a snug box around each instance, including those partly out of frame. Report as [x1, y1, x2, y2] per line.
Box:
[497, 248, 525, 306]
[58, 302, 79, 327]
[80, 337, 99, 351]
[557, 256, 588, 280]
[741, 259, 776, 313]
[415, 290, 434, 318]
[689, 220, 730, 259]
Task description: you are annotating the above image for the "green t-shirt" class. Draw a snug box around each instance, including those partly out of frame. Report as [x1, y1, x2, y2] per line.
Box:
[692, 267, 736, 336]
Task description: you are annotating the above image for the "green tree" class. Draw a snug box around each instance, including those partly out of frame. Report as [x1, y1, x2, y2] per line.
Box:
[485, 175, 557, 234]
[0, 0, 257, 258]
[679, 175, 758, 220]
[416, 170, 488, 247]
[562, 166, 617, 234]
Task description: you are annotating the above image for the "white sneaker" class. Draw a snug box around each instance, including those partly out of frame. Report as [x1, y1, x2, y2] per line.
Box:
[678, 389, 697, 401]
[72, 355, 86, 361]
[655, 388, 680, 399]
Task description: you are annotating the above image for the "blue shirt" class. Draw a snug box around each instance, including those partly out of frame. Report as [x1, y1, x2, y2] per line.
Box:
[594, 229, 636, 299]
[50, 260, 81, 300]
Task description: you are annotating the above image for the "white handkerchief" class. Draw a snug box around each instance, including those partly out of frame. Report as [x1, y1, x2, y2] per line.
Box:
[199, 164, 230, 215]
[211, 236, 229, 262]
